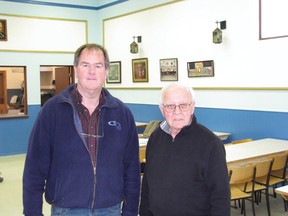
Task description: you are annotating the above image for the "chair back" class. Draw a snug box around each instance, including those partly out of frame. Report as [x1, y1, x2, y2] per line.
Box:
[142, 120, 161, 137]
[229, 163, 256, 185]
[229, 163, 257, 216]
[255, 158, 274, 178]
[269, 153, 288, 179]
[139, 147, 146, 163]
[270, 153, 288, 171]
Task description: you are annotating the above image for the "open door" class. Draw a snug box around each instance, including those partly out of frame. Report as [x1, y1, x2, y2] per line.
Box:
[40, 66, 74, 106]
[54, 67, 74, 95]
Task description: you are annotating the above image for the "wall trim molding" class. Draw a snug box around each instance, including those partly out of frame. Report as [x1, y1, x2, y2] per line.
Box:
[106, 87, 288, 91]
[0, 0, 129, 10]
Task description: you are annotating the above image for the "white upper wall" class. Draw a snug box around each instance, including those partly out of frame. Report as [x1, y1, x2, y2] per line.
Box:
[100, 0, 288, 112]
[0, 1, 99, 104]
[104, 0, 288, 88]
[0, 0, 287, 112]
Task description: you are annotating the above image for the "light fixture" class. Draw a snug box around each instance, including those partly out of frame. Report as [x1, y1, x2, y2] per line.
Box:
[130, 36, 142, 54]
[213, 20, 226, 44]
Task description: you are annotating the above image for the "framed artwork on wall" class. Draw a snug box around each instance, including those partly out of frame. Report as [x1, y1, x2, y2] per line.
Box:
[0, 19, 8, 41]
[160, 58, 178, 81]
[132, 58, 148, 82]
[107, 61, 121, 83]
[187, 60, 214, 77]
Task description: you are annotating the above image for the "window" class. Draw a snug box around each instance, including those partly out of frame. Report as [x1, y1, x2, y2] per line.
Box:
[0, 66, 27, 118]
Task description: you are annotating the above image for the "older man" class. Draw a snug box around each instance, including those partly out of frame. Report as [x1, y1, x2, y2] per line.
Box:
[139, 83, 230, 216]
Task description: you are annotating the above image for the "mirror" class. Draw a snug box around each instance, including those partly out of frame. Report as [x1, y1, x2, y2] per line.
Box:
[0, 66, 27, 117]
[40, 66, 74, 106]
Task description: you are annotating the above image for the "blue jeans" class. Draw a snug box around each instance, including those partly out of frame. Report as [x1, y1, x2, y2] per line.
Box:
[51, 203, 121, 216]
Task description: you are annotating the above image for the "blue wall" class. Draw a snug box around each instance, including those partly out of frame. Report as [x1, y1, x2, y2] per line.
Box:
[0, 105, 40, 156]
[194, 108, 288, 143]
[127, 104, 288, 144]
[0, 104, 287, 156]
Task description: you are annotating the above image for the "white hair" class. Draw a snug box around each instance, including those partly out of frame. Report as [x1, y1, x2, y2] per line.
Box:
[159, 82, 196, 106]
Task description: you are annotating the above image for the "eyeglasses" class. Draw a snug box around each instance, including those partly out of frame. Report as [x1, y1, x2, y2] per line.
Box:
[79, 116, 105, 139]
[80, 132, 104, 138]
[162, 103, 192, 113]
[80, 126, 104, 139]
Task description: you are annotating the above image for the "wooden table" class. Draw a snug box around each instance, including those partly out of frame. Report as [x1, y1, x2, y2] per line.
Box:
[225, 138, 288, 165]
[213, 131, 231, 141]
[139, 131, 230, 146]
[140, 138, 288, 164]
[138, 131, 232, 163]
[135, 122, 231, 141]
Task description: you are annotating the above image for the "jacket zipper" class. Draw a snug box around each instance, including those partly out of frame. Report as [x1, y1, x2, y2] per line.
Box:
[91, 109, 101, 209]
[91, 166, 97, 209]
[71, 99, 100, 209]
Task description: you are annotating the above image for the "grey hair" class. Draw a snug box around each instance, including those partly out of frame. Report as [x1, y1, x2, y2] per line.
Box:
[73, 43, 110, 70]
[159, 82, 196, 106]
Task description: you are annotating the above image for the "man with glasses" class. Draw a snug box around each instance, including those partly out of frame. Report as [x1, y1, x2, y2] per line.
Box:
[23, 44, 140, 216]
[139, 83, 230, 216]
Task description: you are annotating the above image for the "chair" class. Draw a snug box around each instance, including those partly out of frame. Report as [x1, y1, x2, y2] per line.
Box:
[139, 146, 146, 174]
[231, 138, 253, 144]
[138, 120, 161, 138]
[269, 153, 288, 196]
[139, 147, 146, 164]
[255, 153, 288, 206]
[237, 158, 274, 216]
[229, 163, 257, 216]
[270, 153, 288, 198]
[270, 153, 288, 180]
[138, 120, 160, 174]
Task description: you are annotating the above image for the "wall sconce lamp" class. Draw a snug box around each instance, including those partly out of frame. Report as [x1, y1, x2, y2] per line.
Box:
[213, 20, 226, 44]
[130, 36, 142, 54]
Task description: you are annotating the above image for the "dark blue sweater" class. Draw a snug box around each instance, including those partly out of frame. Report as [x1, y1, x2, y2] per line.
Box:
[139, 115, 230, 216]
[23, 85, 140, 216]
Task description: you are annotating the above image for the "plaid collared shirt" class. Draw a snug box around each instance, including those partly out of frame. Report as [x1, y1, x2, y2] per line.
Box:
[71, 86, 104, 167]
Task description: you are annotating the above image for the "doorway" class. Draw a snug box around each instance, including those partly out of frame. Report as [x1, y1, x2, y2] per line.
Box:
[0, 71, 7, 114]
[40, 66, 74, 106]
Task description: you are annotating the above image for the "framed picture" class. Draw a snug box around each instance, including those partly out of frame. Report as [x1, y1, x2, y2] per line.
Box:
[132, 58, 148, 82]
[107, 61, 121, 83]
[160, 58, 178, 81]
[187, 60, 214, 77]
[0, 19, 7, 41]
